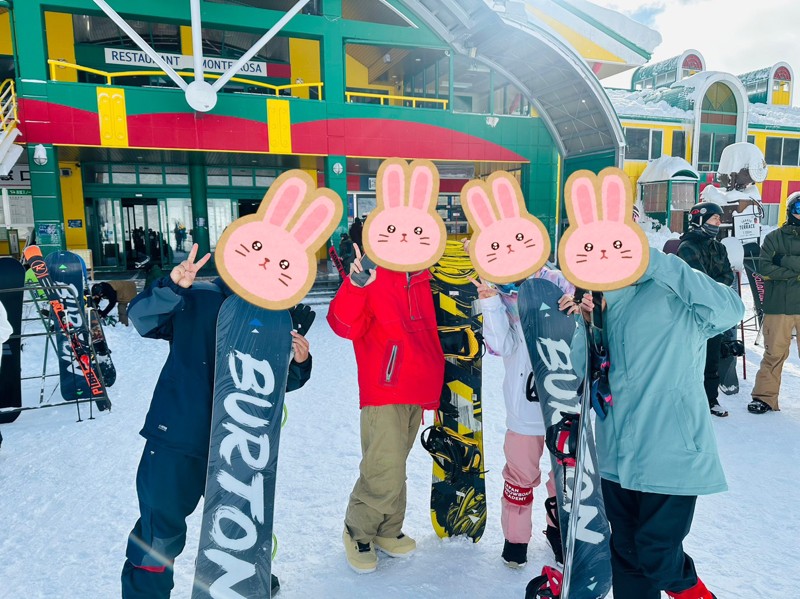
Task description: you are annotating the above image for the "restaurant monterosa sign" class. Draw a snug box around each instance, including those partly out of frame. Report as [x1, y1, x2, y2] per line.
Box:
[103, 48, 291, 79]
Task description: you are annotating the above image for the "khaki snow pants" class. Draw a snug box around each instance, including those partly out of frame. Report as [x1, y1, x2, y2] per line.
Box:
[345, 404, 422, 544]
[751, 313, 800, 411]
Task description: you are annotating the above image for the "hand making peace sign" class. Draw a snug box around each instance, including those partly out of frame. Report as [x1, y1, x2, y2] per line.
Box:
[170, 243, 212, 288]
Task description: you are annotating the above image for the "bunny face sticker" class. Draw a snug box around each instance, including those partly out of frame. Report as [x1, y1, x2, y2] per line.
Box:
[216, 170, 343, 310]
[558, 167, 649, 291]
[462, 172, 550, 284]
[362, 159, 447, 272]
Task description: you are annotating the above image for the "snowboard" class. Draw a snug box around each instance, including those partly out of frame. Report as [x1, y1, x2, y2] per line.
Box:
[24, 246, 110, 411]
[718, 327, 740, 395]
[423, 240, 486, 542]
[0, 258, 25, 424]
[518, 278, 612, 599]
[87, 305, 116, 387]
[44, 250, 94, 401]
[192, 295, 293, 599]
[742, 241, 765, 327]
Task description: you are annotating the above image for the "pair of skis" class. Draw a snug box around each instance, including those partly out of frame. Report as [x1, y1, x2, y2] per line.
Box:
[23, 246, 111, 411]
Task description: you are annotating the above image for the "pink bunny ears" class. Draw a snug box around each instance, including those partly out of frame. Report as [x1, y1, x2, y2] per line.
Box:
[462, 172, 550, 284]
[558, 167, 649, 291]
[362, 158, 447, 272]
[215, 169, 343, 310]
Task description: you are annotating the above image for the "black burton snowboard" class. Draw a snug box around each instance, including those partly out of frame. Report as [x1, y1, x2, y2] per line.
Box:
[192, 296, 293, 599]
[518, 278, 611, 599]
[0, 258, 25, 423]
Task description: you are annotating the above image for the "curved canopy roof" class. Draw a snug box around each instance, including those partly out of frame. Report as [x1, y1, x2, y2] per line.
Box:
[399, 0, 651, 162]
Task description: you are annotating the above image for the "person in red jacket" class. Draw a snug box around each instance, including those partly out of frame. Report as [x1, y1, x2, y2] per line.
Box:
[327, 244, 444, 574]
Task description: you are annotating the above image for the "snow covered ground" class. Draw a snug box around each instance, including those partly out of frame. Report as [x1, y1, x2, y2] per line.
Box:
[1, 290, 799, 599]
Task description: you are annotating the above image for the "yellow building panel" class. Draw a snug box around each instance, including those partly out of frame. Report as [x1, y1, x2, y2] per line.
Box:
[0, 13, 12, 56]
[97, 88, 129, 147]
[180, 26, 193, 55]
[267, 99, 293, 154]
[44, 12, 77, 82]
[528, 7, 624, 64]
[289, 39, 321, 100]
[59, 162, 88, 249]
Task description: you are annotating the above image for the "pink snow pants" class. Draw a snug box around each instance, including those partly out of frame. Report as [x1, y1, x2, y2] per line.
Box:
[501, 430, 556, 544]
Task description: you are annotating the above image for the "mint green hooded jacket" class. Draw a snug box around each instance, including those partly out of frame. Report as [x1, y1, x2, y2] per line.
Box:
[596, 250, 745, 496]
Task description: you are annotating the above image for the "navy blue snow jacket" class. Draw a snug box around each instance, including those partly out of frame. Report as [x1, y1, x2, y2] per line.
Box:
[128, 276, 312, 459]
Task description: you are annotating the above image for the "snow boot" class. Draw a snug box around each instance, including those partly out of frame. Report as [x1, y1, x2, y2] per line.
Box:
[709, 402, 728, 417]
[502, 540, 528, 568]
[666, 578, 716, 599]
[748, 399, 772, 414]
[543, 497, 564, 564]
[374, 533, 416, 557]
[343, 529, 377, 574]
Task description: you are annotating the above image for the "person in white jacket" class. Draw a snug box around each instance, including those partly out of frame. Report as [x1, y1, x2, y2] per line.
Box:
[472, 267, 581, 569]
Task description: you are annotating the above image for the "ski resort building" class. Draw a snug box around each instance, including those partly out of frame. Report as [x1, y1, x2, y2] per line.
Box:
[608, 50, 800, 228]
[1, 2, 799, 267]
[0, 0, 658, 266]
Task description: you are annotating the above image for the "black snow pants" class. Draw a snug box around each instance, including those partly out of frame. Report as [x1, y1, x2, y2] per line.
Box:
[601, 478, 700, 599]
[703, 334, 723, 408]
[121, 440, 206, 599]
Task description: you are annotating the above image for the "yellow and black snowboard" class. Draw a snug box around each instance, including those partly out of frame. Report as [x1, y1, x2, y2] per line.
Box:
[422, 240, 486, 541]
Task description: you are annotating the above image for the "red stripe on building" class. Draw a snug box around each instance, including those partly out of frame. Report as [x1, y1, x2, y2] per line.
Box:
[291, 119, 527, 162]
[127, 113, 270, 152]
[17, 99, 101, 146]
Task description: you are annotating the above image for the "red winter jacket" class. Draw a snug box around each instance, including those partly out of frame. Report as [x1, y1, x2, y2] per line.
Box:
[327, 267, 444, 410]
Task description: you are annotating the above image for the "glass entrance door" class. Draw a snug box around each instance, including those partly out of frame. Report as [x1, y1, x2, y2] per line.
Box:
[122, 198, 170, 269]
[91, 198, 124, 268]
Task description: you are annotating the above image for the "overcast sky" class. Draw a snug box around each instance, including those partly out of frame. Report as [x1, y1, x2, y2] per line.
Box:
[592, 0, 800, 105]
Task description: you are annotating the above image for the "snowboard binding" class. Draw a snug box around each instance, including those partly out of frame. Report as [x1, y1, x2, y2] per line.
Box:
[420, 425, 483, 481]
[589, 345, 612, 420]
[545, 413, 580, 468]
[526, 566, 563, 599]
[438, 325, 483, 360]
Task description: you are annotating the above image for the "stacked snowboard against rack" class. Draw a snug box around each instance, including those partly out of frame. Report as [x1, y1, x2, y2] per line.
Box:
[0, 247, 115, 423]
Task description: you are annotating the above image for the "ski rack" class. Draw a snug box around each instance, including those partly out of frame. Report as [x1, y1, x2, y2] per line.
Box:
[0, 279, 110, 422]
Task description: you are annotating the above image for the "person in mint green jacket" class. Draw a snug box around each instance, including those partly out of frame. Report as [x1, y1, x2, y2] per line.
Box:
[594, 249, 744, 599]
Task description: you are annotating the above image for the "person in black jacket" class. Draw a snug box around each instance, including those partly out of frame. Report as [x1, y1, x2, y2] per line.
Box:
[677, 202, 735, 417]
[120, 244, 313, 599]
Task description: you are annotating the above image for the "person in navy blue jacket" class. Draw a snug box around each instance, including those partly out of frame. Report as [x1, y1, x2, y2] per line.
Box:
[121, 244, 312, 599]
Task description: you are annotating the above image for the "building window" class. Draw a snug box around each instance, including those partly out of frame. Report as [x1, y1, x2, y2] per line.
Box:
[782, 138, 799, 166]
[671, 131, 686, 158]
[625, 128, 662, 161]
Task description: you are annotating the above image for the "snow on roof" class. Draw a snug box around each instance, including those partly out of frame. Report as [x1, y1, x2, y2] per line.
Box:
[638, 156, 698, 183]
[748, 103, 800, 130]
[605, 88, 692, 121]
[558, 0, 663, 56]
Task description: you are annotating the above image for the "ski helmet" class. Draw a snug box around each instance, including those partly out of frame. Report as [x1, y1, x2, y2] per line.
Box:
[787, 192, 800, 223]
[688, 202, 724, 228]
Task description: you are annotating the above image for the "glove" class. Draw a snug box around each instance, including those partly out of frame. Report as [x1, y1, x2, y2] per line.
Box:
[772, 254, 784, 267]
[289, 303, 315, 335]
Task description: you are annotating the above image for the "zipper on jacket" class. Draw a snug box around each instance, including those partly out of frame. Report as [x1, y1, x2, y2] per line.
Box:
[385, 344, 398, 383]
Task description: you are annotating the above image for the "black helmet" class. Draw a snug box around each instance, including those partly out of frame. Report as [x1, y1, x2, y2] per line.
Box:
[787, 192, 800, 222]
[90, 283, 103, 297]
[688, 202, 724, 228]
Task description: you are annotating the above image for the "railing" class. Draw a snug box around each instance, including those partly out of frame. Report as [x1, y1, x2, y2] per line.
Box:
[47, 60, 324, 99]
[346, 91, 448, 110]
[0, 79, 18, 134]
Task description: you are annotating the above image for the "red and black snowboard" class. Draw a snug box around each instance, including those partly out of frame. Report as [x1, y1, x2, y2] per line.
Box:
[191, 295, 293, 599]
[0, 257, 25, 423]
